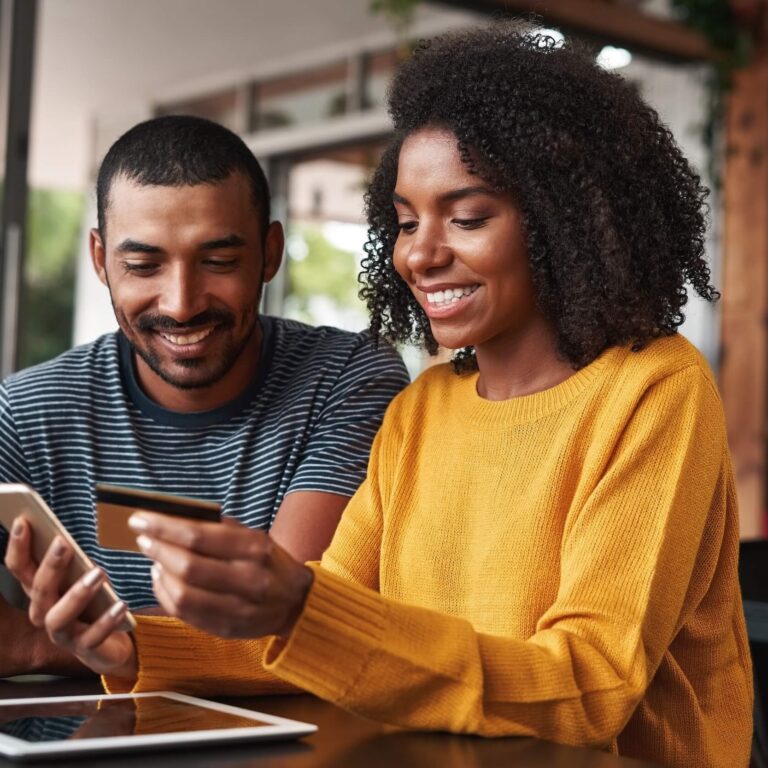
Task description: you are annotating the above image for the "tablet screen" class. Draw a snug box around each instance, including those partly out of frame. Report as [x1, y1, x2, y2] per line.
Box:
[0, 692, 315, 758]
[0, 695, 271, 743]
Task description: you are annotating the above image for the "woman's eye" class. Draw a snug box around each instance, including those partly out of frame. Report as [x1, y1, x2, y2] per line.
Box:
[397, 221, 418, 234]
[453, 217, 489, 230]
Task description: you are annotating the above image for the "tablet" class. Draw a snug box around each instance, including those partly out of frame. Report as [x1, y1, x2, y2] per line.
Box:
[0, 483, 136, 633]
[0, 692, 316, 760]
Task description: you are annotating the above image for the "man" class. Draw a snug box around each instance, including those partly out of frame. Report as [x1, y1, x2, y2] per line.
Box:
[0, 115, 409, 677]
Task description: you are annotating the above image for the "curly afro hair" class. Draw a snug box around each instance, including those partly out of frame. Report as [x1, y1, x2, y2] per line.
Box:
[360, 23, 718, 371]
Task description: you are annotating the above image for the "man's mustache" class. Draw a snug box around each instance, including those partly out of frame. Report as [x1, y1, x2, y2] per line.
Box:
[137, 309, 236, 332]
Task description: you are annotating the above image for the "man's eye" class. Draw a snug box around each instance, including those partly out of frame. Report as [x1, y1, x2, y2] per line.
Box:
[123, 262, 157, 274]
[204, 259, 237, 270]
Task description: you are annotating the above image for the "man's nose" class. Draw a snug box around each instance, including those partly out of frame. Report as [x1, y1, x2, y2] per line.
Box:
[156, 266, 205, 323]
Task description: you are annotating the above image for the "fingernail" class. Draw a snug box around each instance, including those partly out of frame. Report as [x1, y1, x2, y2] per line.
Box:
[129, 515, 149, 532]
[83, 567, 102, 587]
[108, 601, 126, 618]
[52, 537, 67, 558]
[151, 563, 162, 580]
[11, 518, 23, 537]
[136, 534, 152, 552]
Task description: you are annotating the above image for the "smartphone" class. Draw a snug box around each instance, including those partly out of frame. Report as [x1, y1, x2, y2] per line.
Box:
[95, 483, 221, 553]
[0, 483, 136, 632]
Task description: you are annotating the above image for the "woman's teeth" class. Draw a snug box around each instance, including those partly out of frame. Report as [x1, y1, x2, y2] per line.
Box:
[161, 327, 214, 346]
[425, 285, 479, 307]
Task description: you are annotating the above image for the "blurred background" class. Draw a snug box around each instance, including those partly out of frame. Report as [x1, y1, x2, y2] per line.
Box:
[0, 0, 765, 534]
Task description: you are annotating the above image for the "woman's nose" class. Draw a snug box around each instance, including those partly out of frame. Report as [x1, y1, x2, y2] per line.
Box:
[404, 224, 452, 274]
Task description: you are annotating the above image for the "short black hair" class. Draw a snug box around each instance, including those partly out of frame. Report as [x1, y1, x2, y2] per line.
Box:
[361, 24, 718, 370]
[96, 115, 270, 239]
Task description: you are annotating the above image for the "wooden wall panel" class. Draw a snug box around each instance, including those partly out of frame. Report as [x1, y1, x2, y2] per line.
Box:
[433, 0, 715, 62]
[721, 55, 768, 539]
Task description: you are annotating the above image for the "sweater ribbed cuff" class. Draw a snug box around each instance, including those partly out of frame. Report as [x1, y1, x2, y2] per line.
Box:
[102, 611, 322, 697]
[102, 616, 186, 693]
[264, 565, 386, 702]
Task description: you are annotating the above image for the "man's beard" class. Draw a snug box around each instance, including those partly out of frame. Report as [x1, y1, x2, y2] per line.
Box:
[120, 306, 260, 391]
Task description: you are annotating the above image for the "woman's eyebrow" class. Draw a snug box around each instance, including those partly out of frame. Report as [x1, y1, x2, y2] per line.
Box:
[393, 186, 495, 206]
[441, 186, 495, 202]
[393, 191, 410, 205]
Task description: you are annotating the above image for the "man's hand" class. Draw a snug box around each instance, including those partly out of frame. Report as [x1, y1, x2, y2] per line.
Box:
[130, 514, 313, 640]
[4, 516, 138, 679]
[0, 593, 43, 678]
[0, 589, 100, 678]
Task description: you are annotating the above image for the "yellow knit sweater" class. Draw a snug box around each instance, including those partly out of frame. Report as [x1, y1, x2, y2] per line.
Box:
[108, 335, 752, 767]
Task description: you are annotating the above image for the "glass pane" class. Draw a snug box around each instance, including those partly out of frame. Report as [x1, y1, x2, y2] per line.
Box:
[365, 49, 399, 111]
[282, 142, 430, 379]
[0, 0, 5, 206]
[156, 87, 243, 133]
[283, 148, 373, 333]
[255, 61, 348, 130]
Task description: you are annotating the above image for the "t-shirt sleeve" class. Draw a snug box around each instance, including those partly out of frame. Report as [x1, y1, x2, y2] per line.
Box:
[0, 381, 32, 556]
[318, 412, 396, 590]
[286, 335, 409, 498]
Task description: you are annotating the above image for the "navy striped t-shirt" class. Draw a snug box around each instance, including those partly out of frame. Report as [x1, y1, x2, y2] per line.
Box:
[0, 316, 409, 609]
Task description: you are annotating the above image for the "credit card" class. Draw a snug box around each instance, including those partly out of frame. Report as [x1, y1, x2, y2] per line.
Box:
[95, 483, 221, 552]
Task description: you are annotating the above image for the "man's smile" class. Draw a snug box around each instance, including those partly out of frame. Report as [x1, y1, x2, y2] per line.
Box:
[157, 326, 216, 347]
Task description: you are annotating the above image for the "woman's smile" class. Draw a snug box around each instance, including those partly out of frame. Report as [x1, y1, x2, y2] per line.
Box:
[419, 283, 480, 317]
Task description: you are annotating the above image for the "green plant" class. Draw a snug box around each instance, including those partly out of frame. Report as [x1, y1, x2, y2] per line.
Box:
[669, 0, 754, 183]
[369, 0, 419, 36]
[18, 188, 84, 369]
[369, 0, 421, 57]
[670, 0, 753, 58]
[285, 223, 367, 329]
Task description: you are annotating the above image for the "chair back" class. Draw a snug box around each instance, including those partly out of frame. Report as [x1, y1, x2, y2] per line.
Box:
[739, 539, 768, 768]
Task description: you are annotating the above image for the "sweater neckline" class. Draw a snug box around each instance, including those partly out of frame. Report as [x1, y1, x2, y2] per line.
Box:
[458, 346, 618, 427]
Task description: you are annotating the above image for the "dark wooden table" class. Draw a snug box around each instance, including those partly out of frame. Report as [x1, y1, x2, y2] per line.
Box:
[0, 677, 660, 767]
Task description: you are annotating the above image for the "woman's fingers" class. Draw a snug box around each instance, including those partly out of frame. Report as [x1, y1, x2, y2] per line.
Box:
[150, 563, 175, 615]
[4, 517, 137, 678]
[64, 601, 130, 653]
[146, 536, 313, 639]
[136, 531, 271, 602]
[129, 513, 267, 560]
[4, 516, 38, 592]
[26, 536, 74, 627]
[43, 568, 136, 676]
[150, 562, 277, 639]
[43, 567, 105, 642]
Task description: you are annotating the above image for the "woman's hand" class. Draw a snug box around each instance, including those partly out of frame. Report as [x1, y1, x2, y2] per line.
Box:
[129, 514, 313, 640]
[4, 516, 138, 679]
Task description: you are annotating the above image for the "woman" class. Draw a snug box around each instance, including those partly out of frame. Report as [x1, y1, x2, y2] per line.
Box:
[7, 24, 752, 767]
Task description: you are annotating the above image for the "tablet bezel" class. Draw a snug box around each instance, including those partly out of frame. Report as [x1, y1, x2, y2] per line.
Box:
[0, 691, 317, 759]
